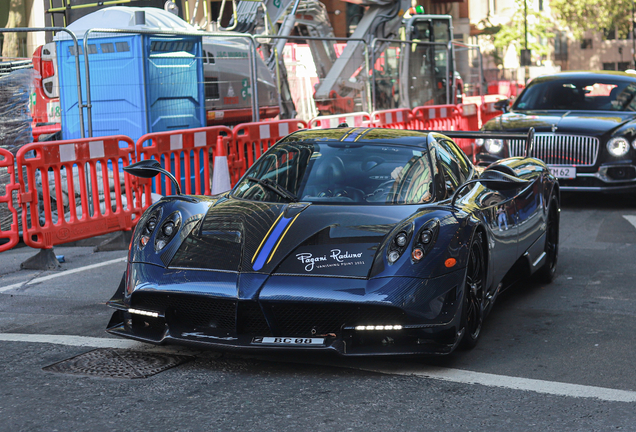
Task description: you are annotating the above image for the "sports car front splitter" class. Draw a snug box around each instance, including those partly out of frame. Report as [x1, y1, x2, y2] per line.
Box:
[106, 308, 462, 356]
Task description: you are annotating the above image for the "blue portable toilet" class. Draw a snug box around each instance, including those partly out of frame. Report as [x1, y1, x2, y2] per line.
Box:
[54, 7, 205, 143]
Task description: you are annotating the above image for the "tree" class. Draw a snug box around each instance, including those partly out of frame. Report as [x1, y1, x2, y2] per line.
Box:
[550, 0, 633, 40]
[479, 0, 554, 67]
[2, 0, 25, 58]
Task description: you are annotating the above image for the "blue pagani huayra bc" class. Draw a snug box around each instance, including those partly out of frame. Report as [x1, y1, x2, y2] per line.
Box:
[107, 127, 559, 355]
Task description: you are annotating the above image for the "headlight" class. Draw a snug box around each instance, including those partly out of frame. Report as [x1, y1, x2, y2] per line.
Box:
[155, 211, 181, 251]
[387, 228, 413, 264]
[139, 208, 162, 249]
[631, 138, 636, 150]
[607, 137, 630, 157]
[484, 139, 504, 154]
[412, 219, 440, 262]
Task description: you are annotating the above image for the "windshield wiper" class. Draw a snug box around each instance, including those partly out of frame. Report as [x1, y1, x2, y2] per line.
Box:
[246, 176, 298, 202]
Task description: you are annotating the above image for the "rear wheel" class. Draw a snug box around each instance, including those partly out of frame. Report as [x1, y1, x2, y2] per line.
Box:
[460, 232, 486, 349]
[535, 195, 559, 283]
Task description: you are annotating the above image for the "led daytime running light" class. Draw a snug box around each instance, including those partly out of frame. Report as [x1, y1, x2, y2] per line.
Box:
[355, 325, 403, 331]
[128, 308, 159, 318]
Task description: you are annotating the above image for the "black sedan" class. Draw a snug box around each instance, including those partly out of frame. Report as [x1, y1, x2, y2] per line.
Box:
[478, 71, 636, 192]
[107, 127, 559, 356]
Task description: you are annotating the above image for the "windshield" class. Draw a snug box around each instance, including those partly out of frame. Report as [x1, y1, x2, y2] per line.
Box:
[232, 141, 434, 205]
[513, 76, 636, 111]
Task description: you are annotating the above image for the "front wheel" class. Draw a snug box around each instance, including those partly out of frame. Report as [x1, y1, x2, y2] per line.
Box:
[460, 232, 486, 350]
[535, 195, 559, 283]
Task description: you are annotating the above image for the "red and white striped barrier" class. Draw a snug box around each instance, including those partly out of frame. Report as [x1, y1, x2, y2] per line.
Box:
[231, 119, 308, 185]
[412, 105, 461, 130]
[135, 126, 233, 207]
[371, 108, 414, 129]
[0, 149, 20, 252]
[309, 112, 371, 129]
[16, 136, 142, 249]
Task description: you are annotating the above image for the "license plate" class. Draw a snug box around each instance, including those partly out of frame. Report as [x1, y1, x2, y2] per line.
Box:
[252, 337, 325, 346]
[549, 166, 576, 179]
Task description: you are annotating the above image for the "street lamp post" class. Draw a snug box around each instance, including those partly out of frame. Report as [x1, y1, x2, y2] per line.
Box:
[524, 0, 529, 81]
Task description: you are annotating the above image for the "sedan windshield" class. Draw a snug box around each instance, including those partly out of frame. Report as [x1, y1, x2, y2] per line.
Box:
[232, 141, 434, 205]
[513, 76, 636, 112]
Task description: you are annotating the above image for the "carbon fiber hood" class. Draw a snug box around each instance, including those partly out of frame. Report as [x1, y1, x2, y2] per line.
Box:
[169, 197, 418, 276]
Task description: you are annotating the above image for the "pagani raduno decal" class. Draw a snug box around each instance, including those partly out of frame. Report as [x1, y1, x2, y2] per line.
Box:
[107, 127, 559, 356]
[277, 244, 375, 276]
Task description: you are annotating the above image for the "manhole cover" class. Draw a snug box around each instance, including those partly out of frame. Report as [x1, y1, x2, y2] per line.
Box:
[43, 349, 193, 379]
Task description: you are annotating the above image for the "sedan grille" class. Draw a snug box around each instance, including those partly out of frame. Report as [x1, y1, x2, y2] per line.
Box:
[509, 134, 599, 166]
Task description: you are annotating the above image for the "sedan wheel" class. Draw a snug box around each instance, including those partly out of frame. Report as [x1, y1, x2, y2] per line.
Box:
[460, 232, 486, 349]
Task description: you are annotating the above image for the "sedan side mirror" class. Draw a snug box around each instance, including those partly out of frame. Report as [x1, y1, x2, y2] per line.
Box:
[494, 99, 510, 113]
[124, 159, 182, 195]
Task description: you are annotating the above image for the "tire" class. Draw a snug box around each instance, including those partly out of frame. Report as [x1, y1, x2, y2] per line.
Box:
[535, 195, 559, 284]
[460, 232, 486, 350]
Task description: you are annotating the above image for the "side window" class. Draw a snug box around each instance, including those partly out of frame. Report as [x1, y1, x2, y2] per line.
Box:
[437, 139, 471, 191]
[435, 140, 464, 194]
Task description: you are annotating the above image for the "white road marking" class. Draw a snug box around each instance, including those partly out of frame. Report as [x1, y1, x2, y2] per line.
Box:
[352, 362, 636, 403]
[2, 333, 636, 403]
[0, 333, 145, 349]
[0, 256, 127, 293]
[623, 215, 636, 230]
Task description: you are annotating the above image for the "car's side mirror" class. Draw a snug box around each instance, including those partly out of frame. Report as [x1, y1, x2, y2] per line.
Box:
[494, 99, 510, 113]
[124, 159, 182, 195]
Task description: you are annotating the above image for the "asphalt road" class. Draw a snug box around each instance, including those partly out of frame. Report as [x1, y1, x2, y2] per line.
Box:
[1, 192, 635, 431]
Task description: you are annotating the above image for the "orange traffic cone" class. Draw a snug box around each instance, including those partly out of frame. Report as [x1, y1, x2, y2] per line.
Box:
[211, 135, 231, 195]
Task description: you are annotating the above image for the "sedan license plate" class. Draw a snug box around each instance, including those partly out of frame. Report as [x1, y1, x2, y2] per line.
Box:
[252, 337, 325, 346]
[549, 166, 576, 179]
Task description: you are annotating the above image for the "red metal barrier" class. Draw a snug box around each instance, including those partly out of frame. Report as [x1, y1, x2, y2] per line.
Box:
[370, 109, 414, 129]
[135, 126, 233, 207]
[16, 136, 141, 249]
[309, 112, 371, 129]
[0, 149, 20, 252]
[231, 119, 308, 185]
[411, 105, 461, 130]
[480, 100, 504, 126]
[455, 103, 480, 156]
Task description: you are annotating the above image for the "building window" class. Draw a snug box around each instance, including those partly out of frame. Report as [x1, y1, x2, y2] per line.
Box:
[603, 62, 616, 71]
[604, 28, 616, 40]
[581, 39, 593, 49]
[554, 31, 568, 61]
[618, 61, 631, 71]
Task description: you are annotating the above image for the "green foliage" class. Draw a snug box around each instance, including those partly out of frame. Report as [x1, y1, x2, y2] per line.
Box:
[550, 0, 633, 40]
[480, 0, 554, 66]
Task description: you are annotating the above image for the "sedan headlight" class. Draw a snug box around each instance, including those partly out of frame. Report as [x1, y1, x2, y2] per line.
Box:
[483, 139, 504, 154]
[607, 137, 630, 157]
[631, 138, 636, 150]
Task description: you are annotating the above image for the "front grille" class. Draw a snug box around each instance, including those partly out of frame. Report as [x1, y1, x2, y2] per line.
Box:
[132, 292, 237, 331]
[269, 303, 406, 337]
[238, 302, 272, 336]
[509, 134, 599, 166]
